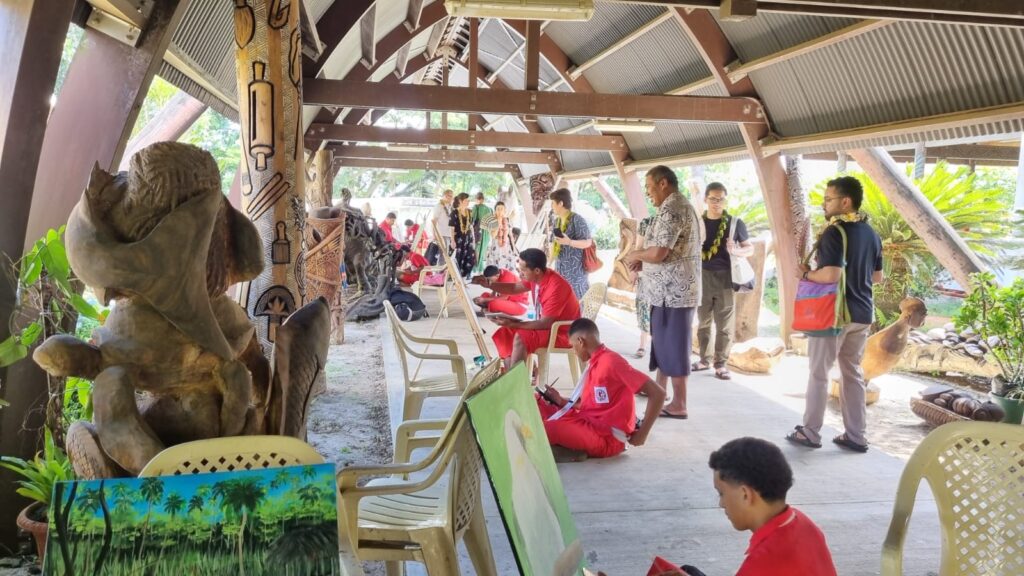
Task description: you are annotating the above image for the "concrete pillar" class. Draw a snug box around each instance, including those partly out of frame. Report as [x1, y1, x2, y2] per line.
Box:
[233, 0, 307, 350]
[850, 147, 986, 292]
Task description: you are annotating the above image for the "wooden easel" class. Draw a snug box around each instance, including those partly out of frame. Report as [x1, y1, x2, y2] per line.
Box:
[517, 200, 551, 253]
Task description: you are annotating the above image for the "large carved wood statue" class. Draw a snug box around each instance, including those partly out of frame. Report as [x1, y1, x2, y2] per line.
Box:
[32, 143, 330, 479]
[306, 206, 346, 344]
[609, 218, 639, 292]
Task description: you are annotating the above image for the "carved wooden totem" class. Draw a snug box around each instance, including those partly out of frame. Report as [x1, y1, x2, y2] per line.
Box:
[529, 172, 555, 217]
[306, 207, 346, 345]
[233, 0, 305, 351]
[609, 218, 639, 292]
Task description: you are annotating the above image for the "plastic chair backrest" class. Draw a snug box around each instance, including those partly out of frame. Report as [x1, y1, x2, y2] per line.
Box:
[580, 282, 607, 320]
[883, 421, 1024, 576]
[139, 435, 325, 477]
[449, 415, 486, 538]
[383, 300, 414, 381]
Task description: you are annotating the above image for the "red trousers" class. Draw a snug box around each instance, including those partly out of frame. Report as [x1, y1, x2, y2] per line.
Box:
[484, 297, 527, 316]
[536, 398, 625, 458]
[493, 327, 570, 358]
[647, 557, 686, 576]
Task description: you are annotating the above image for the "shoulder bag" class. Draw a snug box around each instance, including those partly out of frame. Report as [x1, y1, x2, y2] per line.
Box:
[791, 224, 850, 336]
[728, 217, 755, 293]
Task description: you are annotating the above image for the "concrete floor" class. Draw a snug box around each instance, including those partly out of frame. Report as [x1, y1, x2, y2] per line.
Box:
[375, 285, 943, 576]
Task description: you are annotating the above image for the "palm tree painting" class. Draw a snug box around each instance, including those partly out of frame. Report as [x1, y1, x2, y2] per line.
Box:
[43, 464, 341, 576]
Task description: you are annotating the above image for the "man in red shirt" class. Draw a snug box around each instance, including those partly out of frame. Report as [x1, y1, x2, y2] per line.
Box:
[473, 265, 529, 316]
[379, 212, 402, 249]
[473, 248, 580, 369]
[637, 438, 838, 576]
[536, 319, 665, 459]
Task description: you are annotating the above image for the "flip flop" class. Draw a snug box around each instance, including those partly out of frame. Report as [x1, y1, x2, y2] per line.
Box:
[833, 434, 869, 453]
[634, 348, 647, 359]
[659, 409, 688, 420]
[691, 361, 711, 372]
[785, 425, 822, 448]
[715, 367, 732, 380]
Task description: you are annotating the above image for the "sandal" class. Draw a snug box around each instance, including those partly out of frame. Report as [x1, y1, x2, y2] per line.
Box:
[691, 361, 711, 372]
[659, 409, 688, 420]
[785, 425, 822, 449]
[634, 347, 646, 359]
[715, 367, 732, 380]
[833, 434, 869, 453]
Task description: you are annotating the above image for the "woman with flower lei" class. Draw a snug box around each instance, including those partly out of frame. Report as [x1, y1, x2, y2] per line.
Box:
[448, 192, 477, 279]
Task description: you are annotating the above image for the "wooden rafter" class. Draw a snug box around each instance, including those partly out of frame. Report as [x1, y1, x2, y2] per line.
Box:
[334, 158, 513, 172]
[359, 4, 376, 68]
[307, 124, 629, 152]
[303, 0, 374, 74]
[524, 20, 541, 91]
[405, 0, 425, 31]
[394, 42, 411, 78]
[333, 146, 558, 164]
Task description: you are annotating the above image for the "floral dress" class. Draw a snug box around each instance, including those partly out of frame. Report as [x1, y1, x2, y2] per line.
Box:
[552, 212, 591, 299]
[449, 209, 476, 278]
[485, 215, 518, 272]
[635, 216, 654, 334]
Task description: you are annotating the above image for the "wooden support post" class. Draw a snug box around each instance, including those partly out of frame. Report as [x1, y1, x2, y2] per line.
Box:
[720, 0, 757, 21]
[119, 91, 207, 170]
[525, 20, 541, 91]
[516, 180, 537, 228]
[849, 147, 986, 292]
[233, 0, 307, 350]
[1016, 133, 1024, 211]
[0, 0, 76, 549]
[593, 177, 630, 220]
[24, 0, 189, 250]
[309, 148, 335, 208]
[468, 18, 479, 90]
[613, 152, 648, 218]
[837, 150, 848, 172]
[734, 238, 768, 343]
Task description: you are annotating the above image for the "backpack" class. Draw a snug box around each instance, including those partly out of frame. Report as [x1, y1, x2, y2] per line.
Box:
[424, 242, 441, 266]
[388, 288, 428, 322]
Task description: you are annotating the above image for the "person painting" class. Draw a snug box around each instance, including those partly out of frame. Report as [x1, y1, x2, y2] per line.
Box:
[625, 166, 702, 420]
[473, 248, 580, 371]
[694, 183, 753, 380]
[471, 192, 494, 275]
[449, 192, 477, 279]
[549, 188, 593, 299]
[485, 201, 518, 272]
[404, 218, 428, 253]
[626, 438, 838, 576]
[787, 176, 882, 454]
[379, 212, 402, 249]
[473, 265, 529, 317]
[536, 319, 665, 459]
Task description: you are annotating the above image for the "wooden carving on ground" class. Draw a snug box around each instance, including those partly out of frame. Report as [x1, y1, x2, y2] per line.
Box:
[608, 218, 638, 292]
[307, 206, 346, 345]
[32, 143, 330, 480]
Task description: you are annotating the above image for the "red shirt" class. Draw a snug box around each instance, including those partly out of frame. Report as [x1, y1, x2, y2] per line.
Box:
[577, 345, 649, 435]
[496, 269, 528, 303]
[380, 220, 397, 244]
[523, 269, 580, 332]
[737, 507, 837, 576]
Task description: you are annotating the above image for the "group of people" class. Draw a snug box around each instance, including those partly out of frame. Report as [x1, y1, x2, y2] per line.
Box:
[431, 189, 520, 280]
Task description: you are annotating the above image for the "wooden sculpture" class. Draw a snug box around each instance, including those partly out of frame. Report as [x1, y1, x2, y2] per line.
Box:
[32, 143, 330, 479]
[609, 218, 639, 292]
[306, 206, 346, 345]
[862, 297, 928, 382]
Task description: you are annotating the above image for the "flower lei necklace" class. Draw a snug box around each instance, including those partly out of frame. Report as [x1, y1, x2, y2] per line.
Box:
[701, 211, 729, 261]
[551, 212, 572, 260]
[458, 209, 471, 235]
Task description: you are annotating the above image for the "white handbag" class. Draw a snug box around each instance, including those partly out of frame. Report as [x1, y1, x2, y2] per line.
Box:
[728, 217, 755, 292]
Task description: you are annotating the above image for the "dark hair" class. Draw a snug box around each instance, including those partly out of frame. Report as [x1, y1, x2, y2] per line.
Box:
[568, 318, 599, 338]
[483, 265, 500, 277]
[826, 176, 864, 210]
[549, 188, 572, 210]
[404, 219, 414, 226]
[475, 192, 485, 200]
[455, 192, 470, 205]
[519, 248, 547, 271]
[708, 438, 793, 502]
[512, 227, 521, 235]
[705, 182, 728, 196]
[386, 212, 397, 220]
[646, 165, 678, 189]
[495, 201, 506, 208]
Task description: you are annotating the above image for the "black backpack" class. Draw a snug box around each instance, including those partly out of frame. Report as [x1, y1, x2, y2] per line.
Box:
[388, 288, 428, 322]
[424, 242, 441, 266]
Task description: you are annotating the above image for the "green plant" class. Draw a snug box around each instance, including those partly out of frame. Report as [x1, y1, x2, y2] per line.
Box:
[593, 219, 620, 250]
[0, 430, 73, 506]
[954, 272, 1024, 397]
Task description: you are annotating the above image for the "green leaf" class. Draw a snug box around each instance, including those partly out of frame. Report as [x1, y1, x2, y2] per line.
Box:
[19, 322, 42, 347]
[19, 256, 42, 286]
[0, 336, 29, 367]
[70, 294, 102, 321]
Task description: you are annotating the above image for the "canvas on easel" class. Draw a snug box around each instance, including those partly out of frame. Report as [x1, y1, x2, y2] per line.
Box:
[465, 363, 584, 576]
[430, 221, 492, 360]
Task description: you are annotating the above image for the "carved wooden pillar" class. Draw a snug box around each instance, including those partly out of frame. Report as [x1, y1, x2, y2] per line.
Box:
[233, 0, 306, 351]
[308, 148, 335, 208]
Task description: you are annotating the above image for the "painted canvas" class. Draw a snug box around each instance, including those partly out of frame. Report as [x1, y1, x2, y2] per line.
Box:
[465, 363, 584, 576]
[43, 463, 340, 576]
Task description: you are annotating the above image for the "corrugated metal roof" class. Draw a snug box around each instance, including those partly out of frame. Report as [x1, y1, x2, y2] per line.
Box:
[306, 0, 333, 23]
[544, 2, 667, 65]
[714, 10, 859, 63]
[167, 0, 236, 107]
[561, 150, 614, 172]
[374, 0, 410, 43]
[625, 122, 746, 161]
[158, 63, 236, 120]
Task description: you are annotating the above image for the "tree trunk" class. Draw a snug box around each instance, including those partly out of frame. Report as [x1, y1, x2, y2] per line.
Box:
[733, 238, 768, 343]
[95, 480, 112, 575]
[238, 509, 248, 576]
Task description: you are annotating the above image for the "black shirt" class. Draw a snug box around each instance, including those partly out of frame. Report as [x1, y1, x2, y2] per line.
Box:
[701, 215, 749, 272]
[815, 220, 883, 325]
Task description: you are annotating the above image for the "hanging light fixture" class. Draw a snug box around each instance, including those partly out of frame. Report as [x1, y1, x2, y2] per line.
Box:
[444, 0, 594, 21]
[591, 120, 657, 134]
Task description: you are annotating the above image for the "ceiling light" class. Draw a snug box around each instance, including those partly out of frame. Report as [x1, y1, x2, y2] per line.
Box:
[591, 120, 656, 134]
[386, 144, 430, 153]
[475, 162, 508, 169]
[444, 0, 594, 21]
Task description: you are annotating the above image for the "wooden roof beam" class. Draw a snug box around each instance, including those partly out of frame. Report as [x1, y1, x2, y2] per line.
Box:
[304, 0, 374, 75]
[405, 0, 425, 31]
[569, 10, 673, 81]
[333, 146, 558, 164]
[304, 79, 766, 123]
[394, 42, 411, 78]
[359, 4, 376, 68]
[333, 158, 514, 172]
[307, 124, 629, 152]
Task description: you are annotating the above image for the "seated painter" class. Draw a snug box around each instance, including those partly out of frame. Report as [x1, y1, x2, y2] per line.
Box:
[473, 265, 529, 316]
[598, 438, 838, 576]
[472, 248, 580, 371]
[536, 319, 665, 459]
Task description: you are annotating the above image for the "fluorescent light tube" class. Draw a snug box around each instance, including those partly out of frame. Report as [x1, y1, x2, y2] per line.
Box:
[387, 144, 430, 153]
[591, 120, 656, 134]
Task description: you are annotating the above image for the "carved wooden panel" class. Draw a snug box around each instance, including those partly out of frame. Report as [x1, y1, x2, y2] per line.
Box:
[609, 218, 638, 292]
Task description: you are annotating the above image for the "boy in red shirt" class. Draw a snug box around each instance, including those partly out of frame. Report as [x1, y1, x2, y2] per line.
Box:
[473, 265, 529, 316]
[536, 319, 665, 458]
[625, 438, 838, 576]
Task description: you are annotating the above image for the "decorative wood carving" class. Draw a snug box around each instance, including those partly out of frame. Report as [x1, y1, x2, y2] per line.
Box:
[609, 218, 639, 292]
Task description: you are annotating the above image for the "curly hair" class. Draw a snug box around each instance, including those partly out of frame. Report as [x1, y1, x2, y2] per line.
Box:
[708, 437, 793, 502]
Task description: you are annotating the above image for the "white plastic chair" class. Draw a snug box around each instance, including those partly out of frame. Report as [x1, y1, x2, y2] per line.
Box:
[526, 282, 607, 386]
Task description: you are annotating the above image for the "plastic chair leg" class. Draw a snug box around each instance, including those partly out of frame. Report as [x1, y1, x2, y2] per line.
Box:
[385, 560, 404, 576]
[568, 353, 580, 385]
[419, 537, 461, 576]
[464, 500, 497, 576]
[403, 392, 426, 423]
[538, 353, 550, 387]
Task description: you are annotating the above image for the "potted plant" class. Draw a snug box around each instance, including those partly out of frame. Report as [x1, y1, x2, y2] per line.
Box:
[955, 272, 1024, 424]
[0, 430, 74, 560]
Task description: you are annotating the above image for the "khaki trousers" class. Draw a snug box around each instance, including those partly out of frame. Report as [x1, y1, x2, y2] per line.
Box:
[803, 323, 870, 446]
[697, 268, 735, 367]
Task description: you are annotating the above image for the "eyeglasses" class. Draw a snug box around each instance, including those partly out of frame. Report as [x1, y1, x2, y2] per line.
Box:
[705, 197, 725, 204]
[822, 196, 842, 204]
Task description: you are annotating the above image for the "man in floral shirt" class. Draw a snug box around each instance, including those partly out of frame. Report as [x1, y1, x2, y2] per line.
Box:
[626, 165, 702, 419]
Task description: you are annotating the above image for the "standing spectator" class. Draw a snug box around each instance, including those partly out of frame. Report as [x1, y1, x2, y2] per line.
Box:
[431, 188, 454, 249]
[625, 165, 701, 420]
[471, 192, 494, 274]
[449, 192, 477, 279]
[485, 201, 518, 272]
[549, 188, 593, 299]
[633, 216, 654, 359]
[694, 183, 753, 380]
[786, 176, 882, 454]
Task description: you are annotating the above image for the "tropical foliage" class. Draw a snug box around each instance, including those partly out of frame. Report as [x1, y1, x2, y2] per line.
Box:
[955, 272, 1024, 397]
[0, 429, 72, 506]
[43, 464, 341, 576]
